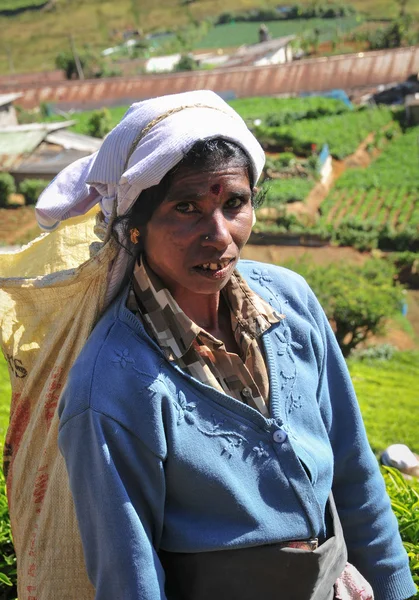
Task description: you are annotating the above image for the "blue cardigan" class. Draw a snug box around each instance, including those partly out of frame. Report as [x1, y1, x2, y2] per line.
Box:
[58, 260, 416, 600]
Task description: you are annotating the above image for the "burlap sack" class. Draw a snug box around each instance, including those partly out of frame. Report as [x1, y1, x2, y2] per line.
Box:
[0, 210, 118, 600]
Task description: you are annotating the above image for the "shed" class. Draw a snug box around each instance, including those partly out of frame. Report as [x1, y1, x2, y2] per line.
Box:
[0, 122, 102, 185]
[0, 93, 23, 127]
[222, 36, 295, 68]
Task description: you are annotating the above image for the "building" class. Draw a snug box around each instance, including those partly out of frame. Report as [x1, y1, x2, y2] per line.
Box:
[0, 93, 23, 127]
[222, 36, 295, 68]
[0, 122, 102, 184]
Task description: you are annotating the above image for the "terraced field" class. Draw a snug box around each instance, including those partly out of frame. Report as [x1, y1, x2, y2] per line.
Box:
[320, 126, 419, 231]
[322, 187, 419, 230]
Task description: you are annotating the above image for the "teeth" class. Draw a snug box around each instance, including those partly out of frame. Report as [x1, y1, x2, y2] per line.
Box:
[198, 259, 231, 271]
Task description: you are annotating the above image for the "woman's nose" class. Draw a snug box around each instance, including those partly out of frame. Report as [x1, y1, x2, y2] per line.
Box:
[201, 211, 233, 250]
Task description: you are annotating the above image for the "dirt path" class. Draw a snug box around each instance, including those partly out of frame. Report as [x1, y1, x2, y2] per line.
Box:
[242, 243, 369, 266]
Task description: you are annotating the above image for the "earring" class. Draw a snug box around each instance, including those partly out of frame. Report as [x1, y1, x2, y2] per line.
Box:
[130, 228, 140, 244]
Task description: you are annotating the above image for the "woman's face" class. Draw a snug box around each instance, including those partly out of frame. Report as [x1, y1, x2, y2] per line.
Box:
[143, 161, 254, 299]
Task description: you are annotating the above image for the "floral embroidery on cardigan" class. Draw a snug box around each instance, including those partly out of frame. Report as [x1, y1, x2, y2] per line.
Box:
[252, 441, 270, 459]
[250, 267, 304, 418]
[172, 396, 273, 461]
[112, 349, 135, 369]
[173, 391, 196, 425]
[111, 343, 276, 462]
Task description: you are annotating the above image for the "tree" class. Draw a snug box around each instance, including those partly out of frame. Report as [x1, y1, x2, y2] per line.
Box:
[396, 0, 408, 17]
[367, 15, 415, 50]
[287, 259, 404, 357]
[55, 46, 121, 80]
[174, 54, 197, 72]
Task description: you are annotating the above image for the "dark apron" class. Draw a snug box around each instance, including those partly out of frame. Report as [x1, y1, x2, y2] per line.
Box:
[159, 495, 347, 600]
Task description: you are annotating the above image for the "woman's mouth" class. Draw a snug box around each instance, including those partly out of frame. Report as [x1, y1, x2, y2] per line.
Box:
[193, 258, 235, 278]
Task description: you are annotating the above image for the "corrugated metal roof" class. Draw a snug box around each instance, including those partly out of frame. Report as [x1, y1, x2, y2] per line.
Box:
[0, 93, 23, 107]
[1, 120, 75, 132]
[45, 130, 102, 152]
[13, 145, 92, 175]
[0, 130, 45, 156]
[2, 46, 419, 110]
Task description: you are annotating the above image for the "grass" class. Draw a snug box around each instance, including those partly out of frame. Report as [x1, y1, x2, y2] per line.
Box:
[348, 351, 419, 455]
[67, 106, 129, 135]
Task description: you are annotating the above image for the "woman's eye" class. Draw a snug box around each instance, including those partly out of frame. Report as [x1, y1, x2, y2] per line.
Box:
[175, 202, 196, 213]
[225, 197, 244, 209]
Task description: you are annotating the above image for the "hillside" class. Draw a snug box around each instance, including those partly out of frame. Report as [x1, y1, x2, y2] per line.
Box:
[0, 0, 415, 75]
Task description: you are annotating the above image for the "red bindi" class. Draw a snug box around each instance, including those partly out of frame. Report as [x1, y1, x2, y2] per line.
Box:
[210, 184, 222, 195]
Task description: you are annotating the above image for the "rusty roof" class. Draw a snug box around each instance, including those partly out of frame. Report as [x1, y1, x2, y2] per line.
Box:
[2, 46, 419, 110]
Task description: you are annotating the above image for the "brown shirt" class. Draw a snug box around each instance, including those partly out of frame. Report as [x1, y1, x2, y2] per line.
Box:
[128, 257, 284, 417]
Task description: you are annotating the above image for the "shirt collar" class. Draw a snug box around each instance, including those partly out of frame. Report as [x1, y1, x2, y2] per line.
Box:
[132, 255, 284, 361]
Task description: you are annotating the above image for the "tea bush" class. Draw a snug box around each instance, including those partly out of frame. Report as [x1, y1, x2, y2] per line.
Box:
[254, 107, 395, 158]
[0, 175, 15, 209]
[383, 468, 419, 592]
[19, 179, 49, 206]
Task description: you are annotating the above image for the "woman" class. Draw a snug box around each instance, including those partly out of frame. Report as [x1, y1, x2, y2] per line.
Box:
[37, 91, 415, 599]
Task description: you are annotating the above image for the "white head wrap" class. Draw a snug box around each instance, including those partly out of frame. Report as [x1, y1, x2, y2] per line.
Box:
[36, 90, 265, 230]
[35, 90, 266, 303]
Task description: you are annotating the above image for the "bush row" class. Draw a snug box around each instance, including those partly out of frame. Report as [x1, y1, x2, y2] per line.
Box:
[230, 96, 350, 128]
[254, 106, 395, 158]
[0, 174, 49, 208]
[263, 178, 316, 205]
[254, 212, 419, 253]
[335, 125, 419, 190]
[216, 4, 356, 25]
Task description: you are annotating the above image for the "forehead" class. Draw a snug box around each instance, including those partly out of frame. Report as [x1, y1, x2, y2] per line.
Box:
[168, 163, 251, 193]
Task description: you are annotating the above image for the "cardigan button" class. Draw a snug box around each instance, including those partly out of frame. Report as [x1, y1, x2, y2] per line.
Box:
[272, 429, 287, 444]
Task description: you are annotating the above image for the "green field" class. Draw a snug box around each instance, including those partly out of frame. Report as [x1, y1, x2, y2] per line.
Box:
[0, 0, 46, 10]
[196, 16, 360, 48]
